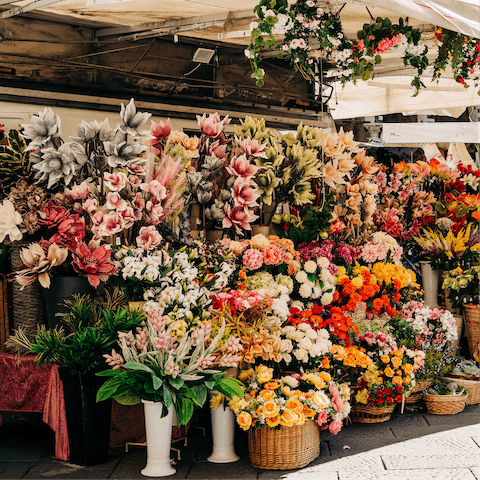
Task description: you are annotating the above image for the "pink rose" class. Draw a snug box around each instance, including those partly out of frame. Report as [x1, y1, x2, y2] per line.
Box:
[316, 409, 328, 426]
[128, 175, 142, 187]
[106, 192, 128, 212]
[104, 172, 128, 192]
[328, 420, 343, 435]
[136, 226, 162, 249]
[242, 248, 263, 270]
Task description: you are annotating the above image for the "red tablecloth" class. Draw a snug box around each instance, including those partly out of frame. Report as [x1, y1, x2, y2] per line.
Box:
[0, 353, 69, 460]
[0, 353, 145, 461]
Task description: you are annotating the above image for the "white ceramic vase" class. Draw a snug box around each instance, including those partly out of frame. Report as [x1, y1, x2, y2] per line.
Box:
[207, 401, 239, 463]
[420, 261, 440, 308]
[141, 401, 176, 477]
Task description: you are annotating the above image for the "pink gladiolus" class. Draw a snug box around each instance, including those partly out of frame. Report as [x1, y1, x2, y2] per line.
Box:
[65, 182, 90, 201]
[106, 192, 128, 212]
[71, 240, 117, 287]
[148, 203, 165, 225]
[232, 177, 259, 208]
[120, 206, 137, 229]
[136, 225, 162, 249]
[197, 113, 230, 138]
[104, 172, 128, 192]
[96, 211, 125, 238]
[222, 204, 258, 235]
[236, 138, 268, 158]
[132, 192, 145, 210]
[226, 154, 259, 178]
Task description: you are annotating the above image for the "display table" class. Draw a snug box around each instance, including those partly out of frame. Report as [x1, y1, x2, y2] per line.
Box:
[0, 353, 145, 461]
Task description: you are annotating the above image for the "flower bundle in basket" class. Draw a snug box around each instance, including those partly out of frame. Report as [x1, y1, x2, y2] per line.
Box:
[423, 379, 467, 415]
[442, 359, 480, 406]
[230, 365, 350, 470]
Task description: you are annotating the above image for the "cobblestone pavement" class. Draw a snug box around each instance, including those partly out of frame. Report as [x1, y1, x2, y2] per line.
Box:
[0, 404, 478, 480]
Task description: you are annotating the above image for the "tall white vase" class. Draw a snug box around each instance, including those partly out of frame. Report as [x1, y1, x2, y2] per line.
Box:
[141, 401, 176, 477]
[420, 261, 440, 308]
[207, 402, 239, 463]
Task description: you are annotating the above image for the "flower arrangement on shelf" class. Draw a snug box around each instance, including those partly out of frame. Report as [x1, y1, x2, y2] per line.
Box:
[96, 307, 244, 425]
[413, 223, 479, 271]
[230, 365, 350, 435]
[298, 239, 360, 268]
[392, 300, 458, 352]
[442, 265, 480, 309]
[433, 28, 480, 89]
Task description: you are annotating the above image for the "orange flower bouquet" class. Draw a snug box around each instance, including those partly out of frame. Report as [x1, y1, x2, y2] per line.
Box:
[230, 364, 350, 434]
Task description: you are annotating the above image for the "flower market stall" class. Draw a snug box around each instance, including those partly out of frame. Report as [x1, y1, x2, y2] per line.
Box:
[0, 92, 477, 475]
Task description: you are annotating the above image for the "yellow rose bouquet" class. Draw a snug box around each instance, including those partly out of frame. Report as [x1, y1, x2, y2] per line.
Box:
[230, 364, 350, 435]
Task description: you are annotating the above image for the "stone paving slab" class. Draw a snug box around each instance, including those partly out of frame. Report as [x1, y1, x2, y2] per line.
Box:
[471, 466, 480, 480]
[186, 457, 258, 479]
[0, 441, 52, 462]
[338, 423, 395, 439]
[307, 452, 385, 471]
[0, 461, 35, 479]
[382, 453, 478, 470]
[339, 468, 476, 480]
[258, 470, 339, 480]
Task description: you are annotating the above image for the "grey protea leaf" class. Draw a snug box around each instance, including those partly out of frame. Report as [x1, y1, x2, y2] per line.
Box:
[203, 156, 223, 171]
[71, 120, 97, 143]
[197, 190, 212, 204]
[119, 98, 152, 138]
[23, 107, 62, 151]
[187, 171, 202, 187]
[32, 143, 76, 189]
[113, 124, 127, 144]
[226, 176, 235, 189]
[104, 140, 146, 167]
[209, 200, 225, 221]
[220, 189, 231, 202]
[98, 118, 115, 142]
[199, 181, 213, 191]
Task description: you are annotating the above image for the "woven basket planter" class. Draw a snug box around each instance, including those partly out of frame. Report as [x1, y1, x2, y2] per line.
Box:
[442, 377, 480, 406]
[405, 380, 432, 404]
[0, 273, 11, 352]
[463, 304, 479, 359]
[248, 421, 320, 470]
[350, 403, 395, 423]
[423, 392, 466, 415]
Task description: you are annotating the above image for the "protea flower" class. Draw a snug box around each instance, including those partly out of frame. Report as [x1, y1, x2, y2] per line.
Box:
[119, 98, 152, 138]
[196, 113, 230, 139]
[71, 240, 117, 287]
[104, 141, 146, 168]
[32, 143, 78, 189]
[15, 242, 68, 289]
[23, 107, 62, 151]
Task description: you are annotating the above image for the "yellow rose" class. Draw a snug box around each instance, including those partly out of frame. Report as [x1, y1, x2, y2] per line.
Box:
[392, 376, 403, 385]
[312, 391, 330, 409]
[238, 369, 255, 382]
[355, 389, 369, 405]
[279, 409, 297, 427]
[403, 376, 411, 385]
[402, 363, 414, 374]
[256, 365, 273, 384]
[262, 400, 281, 418]
[263, 382, 280, 390]
[266, 414, 281, 428]
[391, 356, 402, 368]
[306, 374, 326, 390]
[318, 371, 332, 382]
[393, 349, 404, 357]
[259, 389, 275, 401]
[281, 385, 294, 397]
[384, 366, 395, 378]
[302, 406, 317, 418]
[380, 354, 391, 364]
[210, 393, 223, 410]
[285, 398, 303, 414]
[294, 412, 306, 426]
[237, 411, 252, 431]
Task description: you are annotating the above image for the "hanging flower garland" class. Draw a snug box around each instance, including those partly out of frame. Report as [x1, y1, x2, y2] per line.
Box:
[246, 0, 345, 86]
[333, 17, 429, 95]
[433, 28, 480, 88]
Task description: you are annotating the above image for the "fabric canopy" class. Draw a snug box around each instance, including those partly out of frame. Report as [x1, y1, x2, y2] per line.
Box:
[353, 0, 480, 39]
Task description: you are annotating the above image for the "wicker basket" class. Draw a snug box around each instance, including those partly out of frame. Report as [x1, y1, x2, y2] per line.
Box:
[0, 273, 10, 352]
[405, 380, 432, 404]
[423, 392, 466, 415]
[10, 243, 47, 338]
[463, 304, 479, 359]
[248, 421, 320, 470]
[350, 403, 395, 423]
[442, 377, 480, 406]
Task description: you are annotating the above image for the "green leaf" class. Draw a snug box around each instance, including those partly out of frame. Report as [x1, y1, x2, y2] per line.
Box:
[151, 373, 163, 390]
[124, 362, 153, 373]
[191, 384, 207, 407]
[113, 392, 141, 405]
[375, 55, 382, 65]
[96, 369, 122, 377]
[163, 386, 173, 409]
[169, 377, 185, 390]
[9, 130, 26, 155]
[204, 380, 215, 390]
[265, 15, 279, 26]
[215, 377, 245, 399]
[96, 378, 122, 402]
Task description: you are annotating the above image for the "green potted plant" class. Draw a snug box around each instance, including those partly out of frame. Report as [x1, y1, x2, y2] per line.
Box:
[95, 305, 244, 477]
[5, 288, 143, 466]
